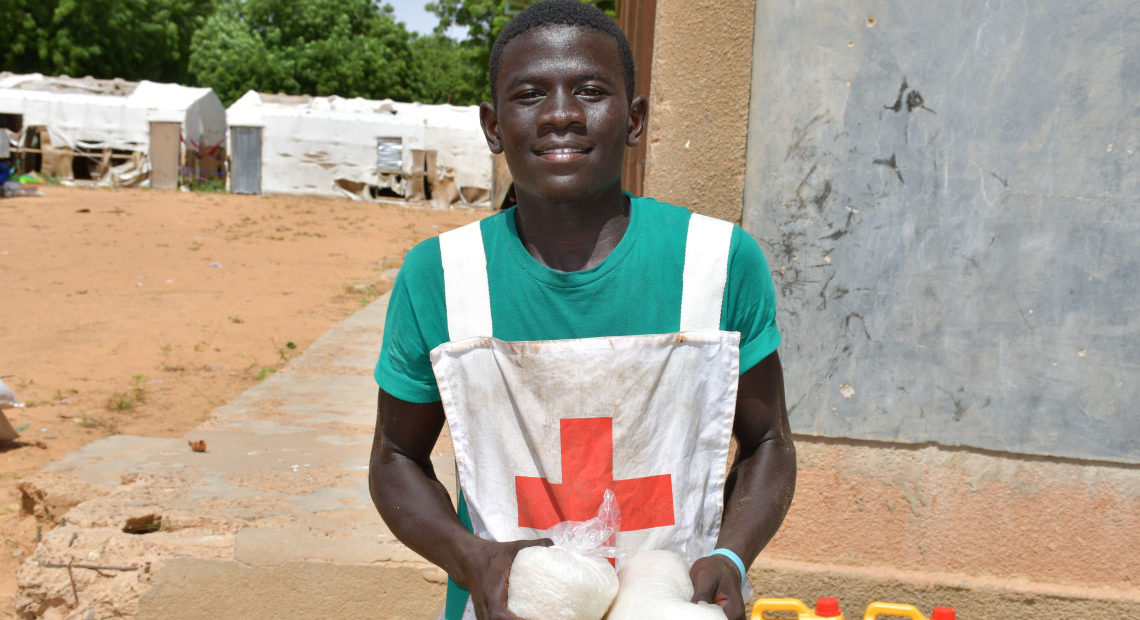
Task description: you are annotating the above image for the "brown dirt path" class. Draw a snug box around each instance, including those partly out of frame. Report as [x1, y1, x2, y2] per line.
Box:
[0, 185, 483, 616]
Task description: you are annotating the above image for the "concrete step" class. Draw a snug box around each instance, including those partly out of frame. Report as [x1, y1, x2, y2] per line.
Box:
[16, 294, 454, 619]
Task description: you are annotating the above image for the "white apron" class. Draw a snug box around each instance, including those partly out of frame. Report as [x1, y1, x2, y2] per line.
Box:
[430, 213, 740, 619]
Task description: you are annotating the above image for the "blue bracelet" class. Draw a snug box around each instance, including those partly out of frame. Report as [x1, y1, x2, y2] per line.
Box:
[708, 548, 747, 590]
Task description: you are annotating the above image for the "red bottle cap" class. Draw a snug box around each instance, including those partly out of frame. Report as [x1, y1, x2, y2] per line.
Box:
[815, 597, 842, 617]
[930, 607, 956, 620]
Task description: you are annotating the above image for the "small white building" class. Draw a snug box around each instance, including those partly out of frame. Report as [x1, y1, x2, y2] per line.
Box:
[225, 91, 496, 208]
[0, 72, 227, 188]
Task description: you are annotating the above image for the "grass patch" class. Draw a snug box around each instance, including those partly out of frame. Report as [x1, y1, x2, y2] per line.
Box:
[107, 375, 147, 411]
[276, 341, 297, 362]
[108, 391, 136, 410]
[79, 415, 120, 434]
[346, 281, 384, 306]
[247, 360, 277, 381]
[187, 178, 227, 193]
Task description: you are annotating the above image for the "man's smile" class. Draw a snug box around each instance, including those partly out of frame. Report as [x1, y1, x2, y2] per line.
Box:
[534, 144, 591, 162]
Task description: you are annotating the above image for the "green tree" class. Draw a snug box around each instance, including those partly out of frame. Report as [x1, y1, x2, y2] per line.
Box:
[0, 0, 55, 74]
[0, 0, 526, 107]
[0, 0, 217, 84]
[408, 34, 483, 105]
[426, 0, 617, 102]
[189, 0, 417, 105]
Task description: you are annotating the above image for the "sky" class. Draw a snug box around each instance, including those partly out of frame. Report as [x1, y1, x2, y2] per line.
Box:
[383, 0, 468, 38]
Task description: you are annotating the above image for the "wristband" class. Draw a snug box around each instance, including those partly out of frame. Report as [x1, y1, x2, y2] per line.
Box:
[708, 548, 747, 590]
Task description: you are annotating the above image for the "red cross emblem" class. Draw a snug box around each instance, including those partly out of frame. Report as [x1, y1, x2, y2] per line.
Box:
[515, 417, 675, 531]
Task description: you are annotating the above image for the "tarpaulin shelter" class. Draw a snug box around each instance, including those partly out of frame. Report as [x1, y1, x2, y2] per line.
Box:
[225, 91, 497, 208]
[0, 73, 227, 188]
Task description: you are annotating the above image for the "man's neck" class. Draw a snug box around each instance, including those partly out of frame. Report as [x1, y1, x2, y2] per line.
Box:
[513, 188, 630, 273]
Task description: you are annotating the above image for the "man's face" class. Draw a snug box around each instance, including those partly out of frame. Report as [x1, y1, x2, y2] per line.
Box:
[480, 25, 646, 205]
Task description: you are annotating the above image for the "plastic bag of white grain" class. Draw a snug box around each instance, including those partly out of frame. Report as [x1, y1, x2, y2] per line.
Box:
[507, 545, 619, 620]
[605, 550, 728, 620]
[506, 490, 620, 620]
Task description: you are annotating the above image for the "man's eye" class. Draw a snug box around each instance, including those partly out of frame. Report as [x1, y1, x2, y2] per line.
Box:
[515, 90, 543, 101]
[577, 87, 604, 98]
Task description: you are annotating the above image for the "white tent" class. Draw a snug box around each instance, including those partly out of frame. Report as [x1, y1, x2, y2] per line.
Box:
[0, 72, 226, 185]
[226, 91, 494, 207]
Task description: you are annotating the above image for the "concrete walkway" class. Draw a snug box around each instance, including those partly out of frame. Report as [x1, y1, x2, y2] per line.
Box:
[16, 294, 454, 619]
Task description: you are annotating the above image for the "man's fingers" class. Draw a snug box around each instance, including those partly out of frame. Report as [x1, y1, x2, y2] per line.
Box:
[689, 555, 747, 620]
[477, 582, 524, 620]
[472, 594, 489, 620]
[517, 537, 553, 550]
[720, 591, 746, 620]
[690, 563, 720, 603]
[476, 538, 552, 620]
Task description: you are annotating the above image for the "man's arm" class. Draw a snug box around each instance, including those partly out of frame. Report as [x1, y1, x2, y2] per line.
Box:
[690, 351, 797, 620]
[368, 388, 549, 619]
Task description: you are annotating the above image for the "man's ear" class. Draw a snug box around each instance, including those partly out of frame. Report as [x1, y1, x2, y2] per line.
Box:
[479, 102, 504, 154]
[625, 95, 648, 147]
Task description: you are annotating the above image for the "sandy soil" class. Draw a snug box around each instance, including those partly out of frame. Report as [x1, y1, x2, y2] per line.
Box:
[0, 185, 483, 616]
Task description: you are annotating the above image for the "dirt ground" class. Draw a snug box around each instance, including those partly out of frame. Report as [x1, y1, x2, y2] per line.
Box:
[0, 185, 484, 616]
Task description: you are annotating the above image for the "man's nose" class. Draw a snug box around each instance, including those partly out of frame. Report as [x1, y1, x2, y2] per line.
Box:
[538, 88, 585, 131]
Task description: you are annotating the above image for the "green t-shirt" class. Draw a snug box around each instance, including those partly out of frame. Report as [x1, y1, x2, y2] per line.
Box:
[375, 195, 781, 618]
[375, 195, 781, 402]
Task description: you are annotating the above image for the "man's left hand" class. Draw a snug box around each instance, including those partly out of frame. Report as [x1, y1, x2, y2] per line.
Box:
[690, 553, 745, 620]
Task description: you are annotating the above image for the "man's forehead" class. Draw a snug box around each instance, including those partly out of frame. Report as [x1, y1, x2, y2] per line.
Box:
[499, 25, 622, 78]
[509, 24, 615, 55]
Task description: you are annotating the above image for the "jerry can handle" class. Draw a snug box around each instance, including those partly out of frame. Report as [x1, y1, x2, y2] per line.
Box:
[863, 602, 925, 620]
[752, 598, 813, 619]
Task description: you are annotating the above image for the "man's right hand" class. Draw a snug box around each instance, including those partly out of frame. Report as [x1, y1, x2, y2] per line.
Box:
[461, 537, 554, 620]
[369, 390, 553, 619]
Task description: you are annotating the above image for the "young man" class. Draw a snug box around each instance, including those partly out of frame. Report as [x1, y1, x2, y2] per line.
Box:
[369, 2, 796, 619]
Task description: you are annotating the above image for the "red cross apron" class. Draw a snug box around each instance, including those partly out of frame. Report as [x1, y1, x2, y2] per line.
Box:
[431, 213, 739, 619]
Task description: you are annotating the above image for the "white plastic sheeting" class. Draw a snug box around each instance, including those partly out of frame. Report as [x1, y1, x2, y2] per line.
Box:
[225, 90, 492, 203]
[0, 73, 226, 155]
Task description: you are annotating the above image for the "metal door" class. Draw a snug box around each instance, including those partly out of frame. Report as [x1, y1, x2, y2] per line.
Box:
[231, 126, 262, 195]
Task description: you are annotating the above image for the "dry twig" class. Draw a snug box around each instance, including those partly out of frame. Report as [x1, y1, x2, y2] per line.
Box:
[40, 561, 138, 572]
[66, 559, 78, 608]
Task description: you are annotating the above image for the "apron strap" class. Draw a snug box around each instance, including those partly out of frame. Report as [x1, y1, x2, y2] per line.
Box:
[439, 220, 493, 340]
[680, 213, 735, 331]
[440, 211, 732, 338]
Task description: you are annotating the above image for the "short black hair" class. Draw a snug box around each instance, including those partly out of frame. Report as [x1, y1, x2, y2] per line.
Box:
[489, 0, 635, 105]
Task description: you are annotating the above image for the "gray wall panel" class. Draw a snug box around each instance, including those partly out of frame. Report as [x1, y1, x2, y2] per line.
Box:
[742, 1, 1138, 462]
[232, 126, 262, 195]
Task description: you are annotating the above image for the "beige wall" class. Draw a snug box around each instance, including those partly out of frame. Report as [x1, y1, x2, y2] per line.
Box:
[766, 439, 1139, 613]
[643, 0, 756, 222]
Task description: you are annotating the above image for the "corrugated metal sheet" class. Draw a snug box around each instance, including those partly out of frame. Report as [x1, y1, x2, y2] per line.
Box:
[376, 137, 402, 172]
[231, 126, 261, 194]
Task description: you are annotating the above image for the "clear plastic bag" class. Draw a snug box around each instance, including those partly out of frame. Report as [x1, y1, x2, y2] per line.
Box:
[507, 490, 622, 620]
[544, 488, 620, 558]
